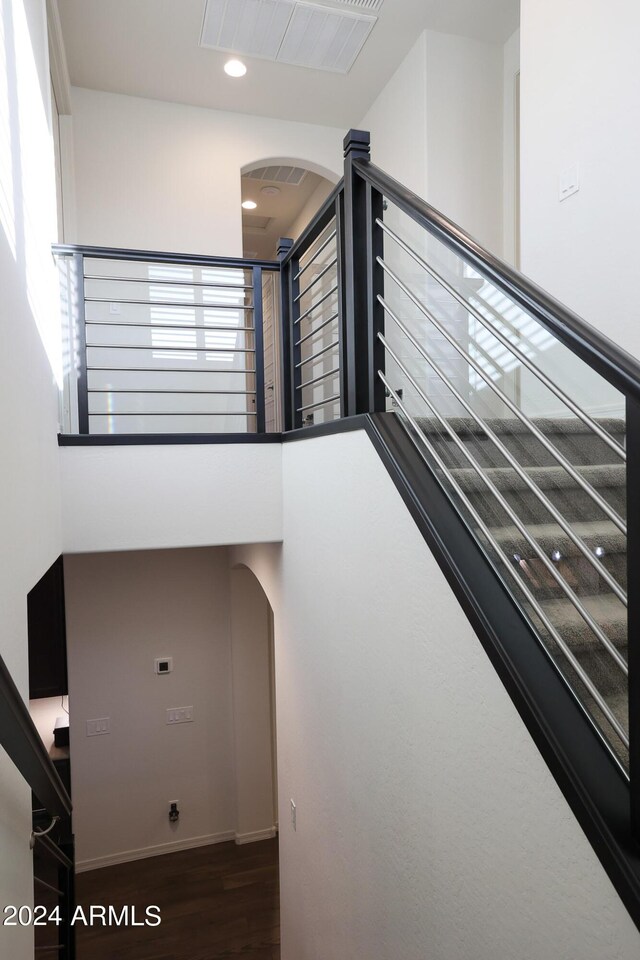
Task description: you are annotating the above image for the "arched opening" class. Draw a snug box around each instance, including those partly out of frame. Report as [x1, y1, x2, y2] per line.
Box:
[240, 157, 338, 260]
[229, 563, 278, 845]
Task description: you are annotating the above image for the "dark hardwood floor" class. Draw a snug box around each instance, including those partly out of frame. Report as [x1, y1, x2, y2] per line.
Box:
[75, 837, 280, 960]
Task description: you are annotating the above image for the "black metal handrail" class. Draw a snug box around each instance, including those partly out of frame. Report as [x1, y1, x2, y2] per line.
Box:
[53, 243, 279, 271]
[353, 157, 640, 403]
[0, 654, 71, 820]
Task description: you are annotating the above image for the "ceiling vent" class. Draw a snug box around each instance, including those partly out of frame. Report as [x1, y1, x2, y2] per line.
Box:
[244, 164, 307, 185]
[243, 214, 274, 232]
[200, 0, 377, 74]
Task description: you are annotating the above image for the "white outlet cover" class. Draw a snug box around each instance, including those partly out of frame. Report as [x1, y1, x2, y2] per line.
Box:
[109, 302, 122, 314]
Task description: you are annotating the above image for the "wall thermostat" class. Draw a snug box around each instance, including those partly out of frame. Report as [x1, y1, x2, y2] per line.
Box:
[155, 657, 173, 675]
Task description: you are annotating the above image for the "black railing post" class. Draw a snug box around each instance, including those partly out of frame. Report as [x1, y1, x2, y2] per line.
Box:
[277, 238, 294, 431]
[252, 266, 266, 434]
[365, 181, 386, 413]
[72, 253, 89, 434]
[627, 395, 640, 840]
[343, 128, 371, 416]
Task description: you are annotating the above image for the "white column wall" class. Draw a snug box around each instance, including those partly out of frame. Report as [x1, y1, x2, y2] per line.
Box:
[0, 2, 63, 957]
[233, 428, 640, 960]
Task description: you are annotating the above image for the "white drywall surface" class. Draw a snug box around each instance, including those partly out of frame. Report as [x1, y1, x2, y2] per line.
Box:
[233, 428, 640, 960]
[59, 443, 283, 553]
[65, 547, 236, 868]
[520, 0, 640, 364]
[0, 2, 63, 956]
[359, 33, 428, 197]
[70, 87, 343, 256]
[230, 565, 275, 843]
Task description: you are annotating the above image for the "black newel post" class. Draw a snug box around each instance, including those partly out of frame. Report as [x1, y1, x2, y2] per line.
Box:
[277, 237, 294, 432]
[627, 395, 640, 840]
[342, 128, 386, 416]
[342, 129, 372, 417]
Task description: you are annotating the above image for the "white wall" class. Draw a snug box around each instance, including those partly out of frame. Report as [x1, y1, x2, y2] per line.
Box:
[285, 176, 335, 246]
[0, 2, 64, 956]
[359, 33, 428, 197]
[360, 30, 504, 255]
[424, 31, 503, 255]
[230, 565, 276, 844]
[232, 428, 640, 960]
[502, 29, 520, 266]
[520, 0, 640, 364]
[65, 548, 237, 869]
[70, 87, 343, 256]
[59, 443, 283, 554]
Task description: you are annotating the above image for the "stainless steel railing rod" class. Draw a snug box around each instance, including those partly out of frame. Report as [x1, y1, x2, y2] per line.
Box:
[380, 337, 627, 672]
[378, 258, 627, 534]
[296, 285, 339, 324]
[293, 229, 337, 281]
[377, 369, 630, 751]
[296, 312, 339, 347]
[298, 394, 341, 413]
[379, 300, 627, 605]
[296, 340, 340, 368]
[299, 367, 341, 391]
[378, 218, 626, 461]
[295, 258, 338, 302]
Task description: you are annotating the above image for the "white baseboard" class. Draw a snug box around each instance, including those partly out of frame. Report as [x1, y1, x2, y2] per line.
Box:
[76, 830, 236, 873]
[234, 827, 277, 845]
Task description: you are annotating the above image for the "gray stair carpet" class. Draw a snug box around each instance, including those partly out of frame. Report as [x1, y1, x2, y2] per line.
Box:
[416, 415, 628, 761]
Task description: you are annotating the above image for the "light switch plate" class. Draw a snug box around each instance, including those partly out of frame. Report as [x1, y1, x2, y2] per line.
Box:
[559, 164, 579, 201]
[86, 717, 110, 737]
[166, 706, 194, 724]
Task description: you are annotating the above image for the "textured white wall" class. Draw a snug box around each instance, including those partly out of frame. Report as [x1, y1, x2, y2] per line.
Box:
[65, 547, 237, 869]
[0, 2, 63, 956]
[59, 443, 283, 553]
[359, 33, 428, 197]
[233, 429, 640, 960]
[230, 565, 276, 843]
[424, 31, 504, 255]
[520, 0, 640, 363]
[70, 87, 343, 256]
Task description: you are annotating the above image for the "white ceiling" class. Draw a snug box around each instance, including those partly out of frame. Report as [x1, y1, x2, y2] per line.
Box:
[57, 0, 520, 128]
[241, 169, 331, 258]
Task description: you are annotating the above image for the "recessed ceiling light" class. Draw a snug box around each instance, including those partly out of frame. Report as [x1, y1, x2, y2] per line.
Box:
[242, 200, 257, 210]
[261, 185, 281, 196]
[224, 59, 247, 78]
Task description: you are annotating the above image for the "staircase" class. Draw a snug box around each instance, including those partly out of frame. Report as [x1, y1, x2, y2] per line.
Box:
[418, 415, 628, 761]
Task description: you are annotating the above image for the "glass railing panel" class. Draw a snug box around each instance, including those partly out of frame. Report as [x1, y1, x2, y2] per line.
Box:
[378, 196, 629, 771]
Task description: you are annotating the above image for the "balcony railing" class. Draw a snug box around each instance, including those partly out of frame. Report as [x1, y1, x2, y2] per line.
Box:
[54, 245, 280, 436]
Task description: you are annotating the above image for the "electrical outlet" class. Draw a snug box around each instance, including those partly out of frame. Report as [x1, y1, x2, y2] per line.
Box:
[290, 799, 296, 831]
[166, 706, 194, 724]
[169, 801, 179, 823]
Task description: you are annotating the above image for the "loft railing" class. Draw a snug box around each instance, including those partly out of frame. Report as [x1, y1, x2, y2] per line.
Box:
[54, 244, 280, 436]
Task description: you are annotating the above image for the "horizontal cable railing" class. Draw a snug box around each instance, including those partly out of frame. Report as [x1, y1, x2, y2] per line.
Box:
[280, 181, 345, 430]
[54, 244, 279, 436]
[337, 143, 637, 789]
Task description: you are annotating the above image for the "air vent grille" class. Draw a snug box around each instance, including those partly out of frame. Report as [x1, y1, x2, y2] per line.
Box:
[245, 164, 307, 185]
[201, 0, 377, 74]
[322, 0, 383, 10]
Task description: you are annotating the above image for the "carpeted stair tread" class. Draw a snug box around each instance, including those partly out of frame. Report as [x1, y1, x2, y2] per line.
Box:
[416, 415, 625, 439]
[488, 519, 625, 555]
[537, 593, 626, 648]
[448, 463, 625, 493]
